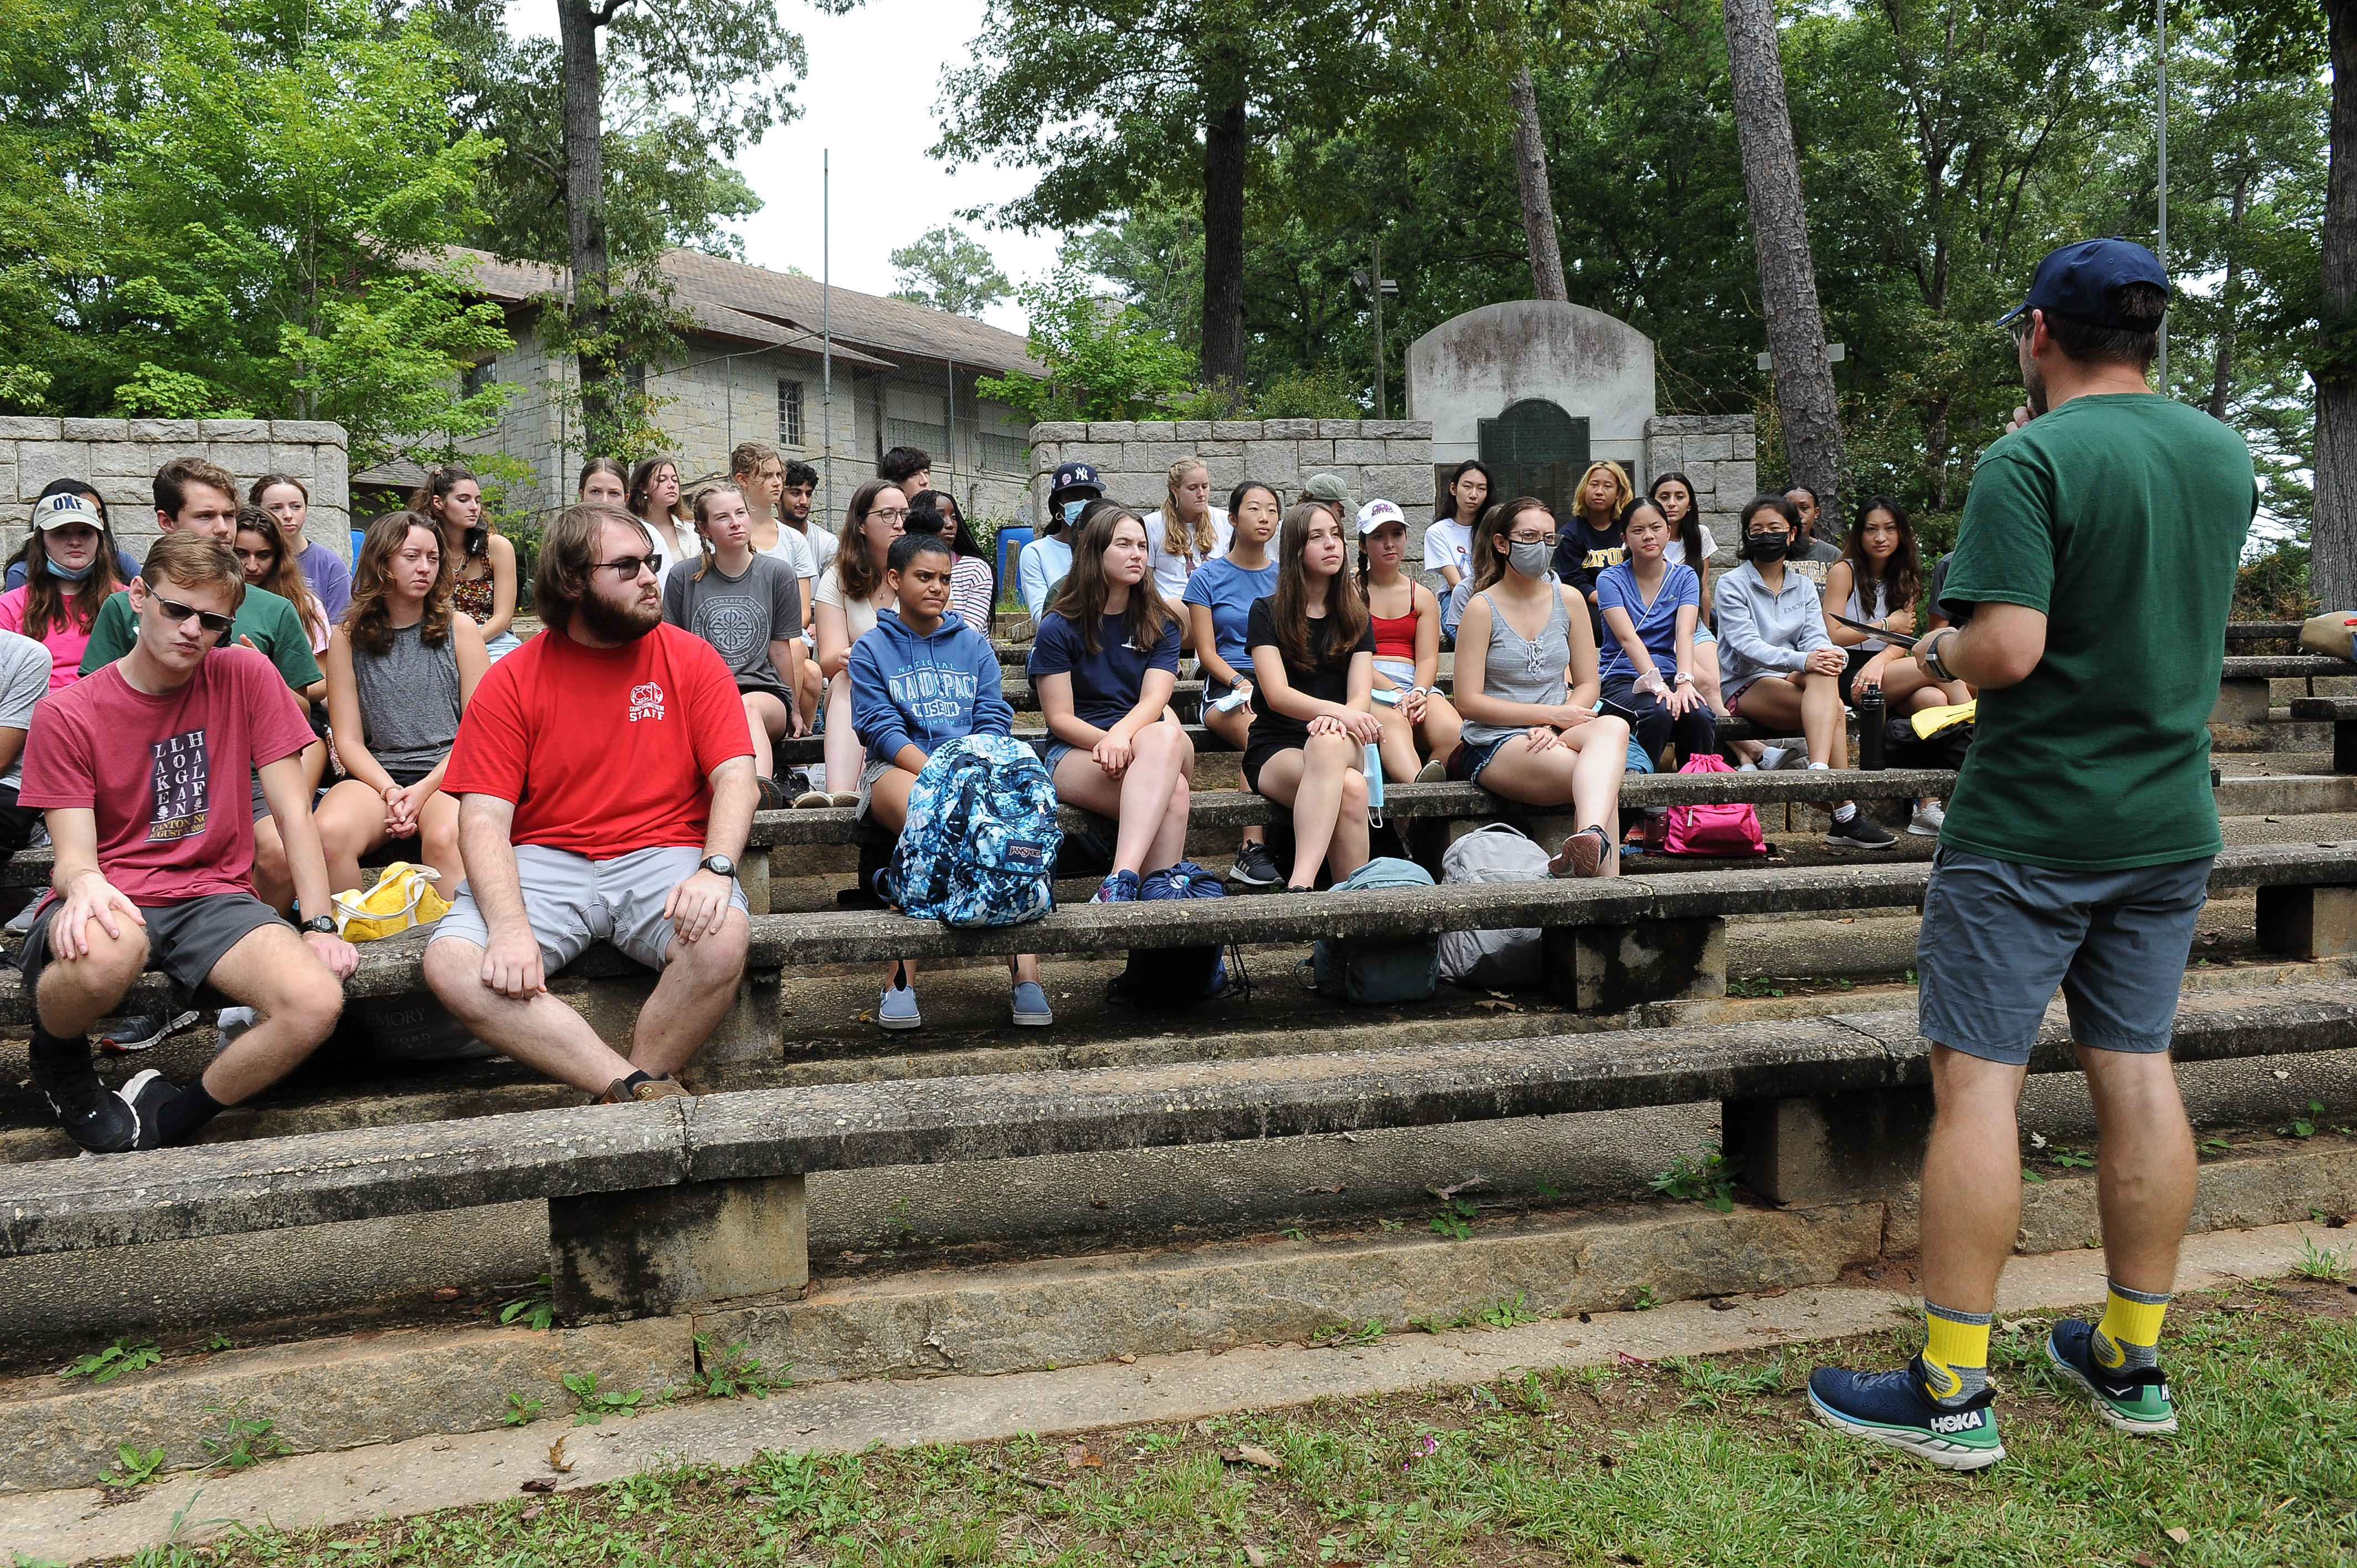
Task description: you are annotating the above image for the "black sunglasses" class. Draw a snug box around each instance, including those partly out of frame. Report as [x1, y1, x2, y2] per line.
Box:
[152, 596, 235, 636]
[594, 555, 660, 579]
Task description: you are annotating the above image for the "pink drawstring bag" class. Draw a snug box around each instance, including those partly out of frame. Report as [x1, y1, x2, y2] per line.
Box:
[1662, 752, 1767, 857]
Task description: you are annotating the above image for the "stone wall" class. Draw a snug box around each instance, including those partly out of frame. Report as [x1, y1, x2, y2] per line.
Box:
[0, 417, 352, 565]
[1026, 419, 1438, 562]
[1642, 414, 1758, 551]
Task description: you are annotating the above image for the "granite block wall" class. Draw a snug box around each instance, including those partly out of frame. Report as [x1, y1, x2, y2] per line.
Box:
[0, 417, 352, 567]
[1641, 414, 1757, 555]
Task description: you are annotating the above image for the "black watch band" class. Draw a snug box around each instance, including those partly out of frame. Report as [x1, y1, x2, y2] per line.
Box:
[298, 915, 336, 935]
[701, 855, 736, 880]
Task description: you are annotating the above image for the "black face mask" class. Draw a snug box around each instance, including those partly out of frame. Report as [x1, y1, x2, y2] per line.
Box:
[1747, 532, 1790, 563]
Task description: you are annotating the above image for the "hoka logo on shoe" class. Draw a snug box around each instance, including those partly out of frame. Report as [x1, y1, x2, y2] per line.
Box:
[1928, 1410, 1985, 1435]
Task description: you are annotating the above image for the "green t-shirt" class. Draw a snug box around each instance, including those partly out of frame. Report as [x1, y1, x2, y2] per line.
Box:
[79, 584, 323, 691]
[1940, 392, 2254, 872]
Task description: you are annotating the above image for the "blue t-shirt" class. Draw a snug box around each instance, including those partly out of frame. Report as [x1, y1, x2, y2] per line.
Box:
[1596, 560, 1700, 681]
[1181, 556, 1278, 694]
[1027, 607, 1182, 731]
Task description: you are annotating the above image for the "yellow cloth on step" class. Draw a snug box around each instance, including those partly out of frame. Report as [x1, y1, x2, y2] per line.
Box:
[1911, 700, 1977, 740]
[332, 862, 451, 942]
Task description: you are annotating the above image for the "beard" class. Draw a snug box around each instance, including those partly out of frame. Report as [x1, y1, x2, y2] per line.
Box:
[2018, 342, 2050, 417]
[578, 581, 661, 642]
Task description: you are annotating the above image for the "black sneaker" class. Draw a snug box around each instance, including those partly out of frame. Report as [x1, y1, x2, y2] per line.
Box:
[1228, 839, 1280, 886]
[1824, 811, 1897, 851]
[96, 1011, 201, 1055]
[755, 774, 788, 812]
[30, 1034, 136, 1154]
[117, 1069, 179, 1151]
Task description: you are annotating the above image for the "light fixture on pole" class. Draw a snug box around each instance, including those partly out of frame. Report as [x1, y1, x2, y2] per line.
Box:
[1757, 342, 1844, 371]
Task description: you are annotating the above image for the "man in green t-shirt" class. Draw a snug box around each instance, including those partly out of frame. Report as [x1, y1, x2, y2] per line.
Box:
[81, 456, 326, 1056]
[1811, 241, 2255, 1469]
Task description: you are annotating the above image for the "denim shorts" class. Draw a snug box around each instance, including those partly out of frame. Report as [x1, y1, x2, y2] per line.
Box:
[1043, 738, 1080, 778]
[1457, 733, 1517, 785]
[1916, 846, 2213, 1065]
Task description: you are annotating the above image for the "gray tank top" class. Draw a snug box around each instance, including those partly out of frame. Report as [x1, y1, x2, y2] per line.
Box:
[1460, 587, 1573, 746]
[353, 620, 462, 781]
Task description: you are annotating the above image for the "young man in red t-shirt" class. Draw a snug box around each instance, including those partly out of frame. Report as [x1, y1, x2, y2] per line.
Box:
[19, 533, 358, 1153]
[424, 504, 757, 1102]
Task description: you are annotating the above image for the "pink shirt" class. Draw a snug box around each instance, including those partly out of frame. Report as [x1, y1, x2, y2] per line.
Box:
[0, 585, 95, 692]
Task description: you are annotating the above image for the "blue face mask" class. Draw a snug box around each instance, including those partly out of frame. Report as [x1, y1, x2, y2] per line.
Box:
[44, 555, 94, 582]
[1061, 499, 1088, 528]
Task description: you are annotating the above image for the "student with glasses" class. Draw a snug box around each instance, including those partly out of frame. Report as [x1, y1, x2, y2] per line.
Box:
[19, 532, 358, 1153]
[421, 503, 756, 1105]
[1450, 497, 1630, 878]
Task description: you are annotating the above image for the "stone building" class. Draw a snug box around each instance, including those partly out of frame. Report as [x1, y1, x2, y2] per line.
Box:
[445, 246, 1041, 528]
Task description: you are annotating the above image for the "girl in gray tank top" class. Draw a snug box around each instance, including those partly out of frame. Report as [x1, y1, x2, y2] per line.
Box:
[316, 513, 491, 901]
[1449, 499, 1630, 878]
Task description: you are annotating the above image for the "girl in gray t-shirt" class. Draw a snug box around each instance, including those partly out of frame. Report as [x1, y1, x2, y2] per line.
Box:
[663, 483, 807, 795]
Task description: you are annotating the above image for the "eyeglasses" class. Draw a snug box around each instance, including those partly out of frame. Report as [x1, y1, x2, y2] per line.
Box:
[594, 556, 659, 579]
[870, 507, 910, 523]
[152, 596, 235, 635]
[1507, 532, 1559, 546]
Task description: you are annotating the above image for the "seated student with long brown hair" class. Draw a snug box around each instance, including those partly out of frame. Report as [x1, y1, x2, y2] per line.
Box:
[231, 507, 332, 795]
[1454, 497, 1632, 878]
[809, 479, 906, 807]
[415, 465, 521, 661]
[1827, 494, 1952, 838]
[1245, 502, 1379, 894]
[1355, 498, 1459, 782]
[312, 512, 488, 898]
[1030, 502, 1195, 904]
[1186, 479, 1283, 887]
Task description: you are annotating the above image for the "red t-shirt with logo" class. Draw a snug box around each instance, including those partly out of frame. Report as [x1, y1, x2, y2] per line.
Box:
[441, 625, 753, 858]
[18, 646, 315, 905]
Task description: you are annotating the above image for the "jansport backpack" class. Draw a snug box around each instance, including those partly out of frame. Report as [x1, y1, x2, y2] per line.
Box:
[1435, 824, 1550, 989]
[1662, 752, 1766, 857]
[885, 734, 1062, 927]
[1311, 857, 1440, 1004]
[1108, 860, 1233, 1005]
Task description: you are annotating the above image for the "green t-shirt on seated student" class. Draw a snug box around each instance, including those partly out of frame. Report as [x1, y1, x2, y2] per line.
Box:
[79, 584, 323, 692]
[1939, 391, 2255, 873]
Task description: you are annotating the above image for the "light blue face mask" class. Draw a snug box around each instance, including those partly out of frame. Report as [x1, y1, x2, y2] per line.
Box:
[1061, 498, 1088, 528]
[44, 556, 95, 582]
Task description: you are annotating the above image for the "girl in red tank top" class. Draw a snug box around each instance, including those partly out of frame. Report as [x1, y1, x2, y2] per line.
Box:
[1356, 502, 1461, 783]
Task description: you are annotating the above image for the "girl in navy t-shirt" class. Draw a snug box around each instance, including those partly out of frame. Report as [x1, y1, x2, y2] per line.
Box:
[1246, 502, 1380, 893]
[1028, 503, 1195, 902]
[1183, 479, 1281, 886]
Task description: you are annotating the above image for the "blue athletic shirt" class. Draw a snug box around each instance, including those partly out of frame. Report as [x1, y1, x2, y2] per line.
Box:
[1027, 607, 1182, 731]
[1595, 560, 1700, 681]
[1181, 556, 1279, 694]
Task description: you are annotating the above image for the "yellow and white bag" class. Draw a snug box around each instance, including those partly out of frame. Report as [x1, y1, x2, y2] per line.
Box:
[331, 862, 452, 942]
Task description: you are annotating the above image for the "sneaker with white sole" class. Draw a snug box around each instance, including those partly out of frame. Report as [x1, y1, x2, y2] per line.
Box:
[1414, 759, 1448, 783]
[1824, 810, 1897, 850]
[2045, 1318, 2178, 1436]
[1228, 839, 1280, 886]
[97, 1012, 201, 1055]
[1807, 1357, 2005, 1471]
[1908, 800, 1946, 837]
[215, 1008, 256, 1050]
[117, 1068, 178, 1151]
[1010, 980, 1053, 1027]
[877, 981, 922, 1030]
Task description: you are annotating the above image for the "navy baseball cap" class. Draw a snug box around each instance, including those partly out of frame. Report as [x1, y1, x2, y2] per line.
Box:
[1049, 461, 1103, 496]
[1996, 239, 2169, 331]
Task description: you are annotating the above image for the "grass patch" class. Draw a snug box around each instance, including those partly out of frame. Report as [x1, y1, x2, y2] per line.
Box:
[106, 1283, 2357, 1566]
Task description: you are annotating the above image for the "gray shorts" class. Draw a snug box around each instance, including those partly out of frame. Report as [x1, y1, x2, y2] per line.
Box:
[855, 756, 898, 822]
[428, 843, 748, 972]
[1916, 846, 2212, 1066]
[22, 891, 287, 1010]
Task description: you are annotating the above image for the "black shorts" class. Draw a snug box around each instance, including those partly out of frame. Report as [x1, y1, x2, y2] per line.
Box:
[20, 891, 288, 1012]
[0, 783, 40, 853]
[1240, 737, 1300, 795]
[1838, 646, 1885, 708]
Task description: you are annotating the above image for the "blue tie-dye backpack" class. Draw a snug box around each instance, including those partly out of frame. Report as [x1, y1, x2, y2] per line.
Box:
[885, 735, 1062, 927]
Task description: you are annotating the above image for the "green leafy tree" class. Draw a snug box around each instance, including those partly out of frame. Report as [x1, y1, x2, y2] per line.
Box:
[889, 226, 1013, 317]
[976, 266, 1196, 422]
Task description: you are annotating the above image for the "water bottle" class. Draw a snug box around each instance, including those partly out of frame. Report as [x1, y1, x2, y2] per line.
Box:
[1857, 683, 1886, 771]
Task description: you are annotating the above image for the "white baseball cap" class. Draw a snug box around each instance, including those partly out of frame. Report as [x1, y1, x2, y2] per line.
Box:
[1355, 498, 1405, 535]
[30, 493, 105, 531]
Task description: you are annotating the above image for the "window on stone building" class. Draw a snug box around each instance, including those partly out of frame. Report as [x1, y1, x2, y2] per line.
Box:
[884, 386, 948, 459]
[462, 358, 497, 398]
[778, 379, 805, 447]
[979, 432, 1025, 474]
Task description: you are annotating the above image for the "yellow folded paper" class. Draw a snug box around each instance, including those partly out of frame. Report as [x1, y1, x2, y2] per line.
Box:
[332, 862, 451, 942]
[1911, 700, 1977, 740]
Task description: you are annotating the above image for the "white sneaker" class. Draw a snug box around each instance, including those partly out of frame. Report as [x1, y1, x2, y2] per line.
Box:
[216, 1007, 257, 1049]
[1757, 745, 1788, 770]
[1909, 801, 1946, 837]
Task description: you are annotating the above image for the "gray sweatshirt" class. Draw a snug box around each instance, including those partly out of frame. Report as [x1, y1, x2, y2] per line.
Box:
[1713, 558, 1831, 689]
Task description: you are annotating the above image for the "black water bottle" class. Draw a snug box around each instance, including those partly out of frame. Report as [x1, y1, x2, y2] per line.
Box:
[1857, 683, 1886, 771]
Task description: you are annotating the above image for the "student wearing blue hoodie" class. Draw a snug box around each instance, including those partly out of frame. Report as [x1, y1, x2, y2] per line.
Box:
[849, 532, 1050, 1031]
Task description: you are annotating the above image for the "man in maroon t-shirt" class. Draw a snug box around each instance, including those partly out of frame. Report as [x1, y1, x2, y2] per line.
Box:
[19, 533, 358, 1153]
[423, 504, 756, 1102]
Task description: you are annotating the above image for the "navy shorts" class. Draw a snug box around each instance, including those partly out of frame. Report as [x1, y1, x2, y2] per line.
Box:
[1916, 846, 2213, 1066]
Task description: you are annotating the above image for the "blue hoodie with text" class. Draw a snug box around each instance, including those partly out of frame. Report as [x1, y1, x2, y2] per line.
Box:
[848, 608, 1013, 765]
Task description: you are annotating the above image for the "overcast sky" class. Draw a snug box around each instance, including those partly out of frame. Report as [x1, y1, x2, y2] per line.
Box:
[501, 0, 1061, 332]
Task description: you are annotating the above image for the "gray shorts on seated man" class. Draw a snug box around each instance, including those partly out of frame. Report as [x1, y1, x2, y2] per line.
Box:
[430, 844, 748, 976]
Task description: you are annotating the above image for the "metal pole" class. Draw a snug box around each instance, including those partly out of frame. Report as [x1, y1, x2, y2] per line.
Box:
[2155, 0, 2169, 390]
[822, 149, 834, 522]
[1371, 233, 1386, 421]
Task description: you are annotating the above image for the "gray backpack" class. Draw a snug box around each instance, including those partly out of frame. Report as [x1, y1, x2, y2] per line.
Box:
[1435, 823, 1550, 989]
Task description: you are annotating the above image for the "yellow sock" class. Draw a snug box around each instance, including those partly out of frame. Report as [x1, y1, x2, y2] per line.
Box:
[1921, 1302, 1991, 1404]
[2092, 1282, 2169, 1370]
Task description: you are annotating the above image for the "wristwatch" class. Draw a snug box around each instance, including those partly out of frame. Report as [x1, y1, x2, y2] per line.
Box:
[1920, 628, 1958, 683]
[298, 915, 336, 935]
[700, 855, 737, 879]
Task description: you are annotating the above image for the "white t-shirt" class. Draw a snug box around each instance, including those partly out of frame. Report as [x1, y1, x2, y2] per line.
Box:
[1662, 525, 1719, 567]
[1422, 518, 1474, 582]
[814, 562, 879, 644]
[754, 519, 817, 586]
[796, 522, 838, 574]
[1141, 507, 1232, 602]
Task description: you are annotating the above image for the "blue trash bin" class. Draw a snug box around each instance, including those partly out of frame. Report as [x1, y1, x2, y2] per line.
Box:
[996, 526, 1034, 606]
[351, 528, 366, 563]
